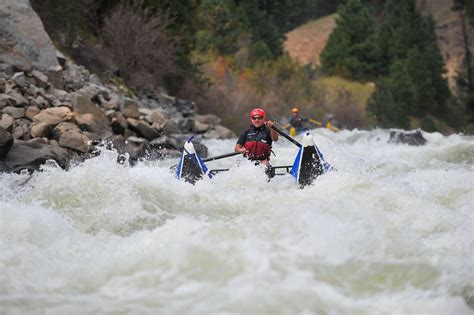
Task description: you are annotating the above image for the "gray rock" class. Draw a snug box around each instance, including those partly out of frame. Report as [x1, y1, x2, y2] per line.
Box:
[162, 119, 180, 135]
[110, 112, 127, 130]
[178, 117, 194, 133]
[0, 140, 73, 173]
[175, 99, 195, 117]
[30, 122, 51, 138]
[58, 131, 90, 153]
[135, 121, 161, 140]
[126, 136, 147, 145]
[11, 91, 27, 106]
[0, 94, 16, 108]
[51, 99, 71, 108]
[388, 130, 427, 146]
[0, 127, 13, 159]
[51, 122, 81, 140]
[0, 63, 15, 77]
[12, 125, 29, 140]
[70, 93, 108, 123]
[138, 108, 153, 116]
[193, 120, 210, 133]
[56, 50, 66, 67]
[12, 72, 26, 88]
[0, 114, 15, 131]
[47, 67, 64, 89]
[102, 99, 119, 111]
[29, 137, 49, 144]
[203, 125, 236, 139]
[0, 0, 59, 71]
[122, 99, 140, 119]
[2, 106, 25, 119]
[146, 110, 166, 125]
[33, 107, 73, 126]
[53, 88, 68, 99]
[25, 105, 40, 120]
[31, 95, 49, 109]
[31, 69, 50, 88]
[75, 113, 112, 136]
[0, 78, 5, 93]
[195, 114, 222, 126]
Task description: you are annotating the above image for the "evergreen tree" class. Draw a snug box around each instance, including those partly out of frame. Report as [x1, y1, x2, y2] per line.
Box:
[237, 0, 283, 60]
[196, 0, 241, 55]
[367, 60, 414, 128]
[320, 0, 379, 80]
[452, 0, 474, 120]
[369, 0, 451, 126]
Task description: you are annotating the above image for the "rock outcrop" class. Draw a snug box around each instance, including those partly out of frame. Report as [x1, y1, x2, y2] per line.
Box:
[388, 130, 427, 146]
[0, 0, 236, 174]
[0, 0, 59, 71]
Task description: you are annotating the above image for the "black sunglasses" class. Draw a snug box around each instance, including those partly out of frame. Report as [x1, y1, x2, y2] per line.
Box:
[251, 116, 264, 120]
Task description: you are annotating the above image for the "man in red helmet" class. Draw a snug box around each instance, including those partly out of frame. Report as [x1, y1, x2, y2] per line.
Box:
[234, 108, 279, 177]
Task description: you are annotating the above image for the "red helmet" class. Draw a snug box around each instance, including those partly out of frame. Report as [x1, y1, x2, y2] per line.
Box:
[249, 108, 266, 120]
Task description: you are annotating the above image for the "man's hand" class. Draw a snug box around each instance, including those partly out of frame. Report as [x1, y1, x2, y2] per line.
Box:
[265, 120, 274, 128]
[235, 145, 248, 155]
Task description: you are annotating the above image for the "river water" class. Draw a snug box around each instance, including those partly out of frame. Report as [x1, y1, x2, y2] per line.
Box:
[1, 129, 473, 314]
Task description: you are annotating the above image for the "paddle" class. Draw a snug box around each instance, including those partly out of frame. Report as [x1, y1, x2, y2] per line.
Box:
[308, 118, 339, 132]
[170, 151, 240, 169]
[270, 124, 302, 148]
[308, 118, 322, 126]
[202, 152, 240, 162]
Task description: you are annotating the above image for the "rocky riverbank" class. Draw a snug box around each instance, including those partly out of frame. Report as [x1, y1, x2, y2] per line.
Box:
[0, 0, 236, 174]
[0, 60, 235, 173]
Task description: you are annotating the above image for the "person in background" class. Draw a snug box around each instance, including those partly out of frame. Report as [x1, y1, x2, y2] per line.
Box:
[235, 107, 279, 177]
[288, 107, 308, 135]
[323, 113, 339, 132]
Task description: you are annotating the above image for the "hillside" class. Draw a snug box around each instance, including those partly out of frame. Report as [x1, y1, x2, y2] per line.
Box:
[284, 14, 336, 66]
[283, 0, 473, 91]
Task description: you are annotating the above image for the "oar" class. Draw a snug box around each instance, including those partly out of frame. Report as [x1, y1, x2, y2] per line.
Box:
[202, 152, 240, 162]
[308, 118, 322, 126]
[270, 125, 302, 148]
[308, 118, 339, 131]
[170, 151, 240, 169]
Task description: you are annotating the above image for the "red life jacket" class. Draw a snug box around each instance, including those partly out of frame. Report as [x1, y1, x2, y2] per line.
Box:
[244, 126, 272, 160]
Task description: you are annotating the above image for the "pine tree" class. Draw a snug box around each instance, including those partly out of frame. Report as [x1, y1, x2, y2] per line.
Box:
[452, 0, 474, 121]
[367, 60, 413, 128]
[369, 0, 451, 127]
[320, 0, 379, 80]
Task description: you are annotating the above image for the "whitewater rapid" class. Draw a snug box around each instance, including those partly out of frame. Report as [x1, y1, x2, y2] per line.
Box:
[1, 129, 473, 315]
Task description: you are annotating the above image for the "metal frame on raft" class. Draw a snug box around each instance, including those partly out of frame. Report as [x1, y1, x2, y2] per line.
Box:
[172, 125, 333, 188]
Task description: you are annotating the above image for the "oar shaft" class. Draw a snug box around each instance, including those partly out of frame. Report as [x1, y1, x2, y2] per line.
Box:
[271, 125, 302, 147]
[170, 151, 240, 169]
[202, 152, 240, 162]
[308, 119, 322, 126]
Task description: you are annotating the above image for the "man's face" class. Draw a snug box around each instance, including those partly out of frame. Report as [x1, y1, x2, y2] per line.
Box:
[251, 115, 265, 127]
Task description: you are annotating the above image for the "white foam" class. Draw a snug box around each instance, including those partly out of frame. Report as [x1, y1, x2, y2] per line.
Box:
[0, 130, 473, 314]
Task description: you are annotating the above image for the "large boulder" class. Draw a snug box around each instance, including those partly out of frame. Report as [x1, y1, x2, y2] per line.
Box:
[0, 0, 59, 71]
[0, 140, 73, 173]
[33, 106, 73, 126]
[388, 130, 427, 146]
[203, 125, 236, 139]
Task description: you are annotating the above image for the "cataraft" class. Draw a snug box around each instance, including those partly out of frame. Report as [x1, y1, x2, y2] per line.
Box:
[173, 125, 333, 188]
